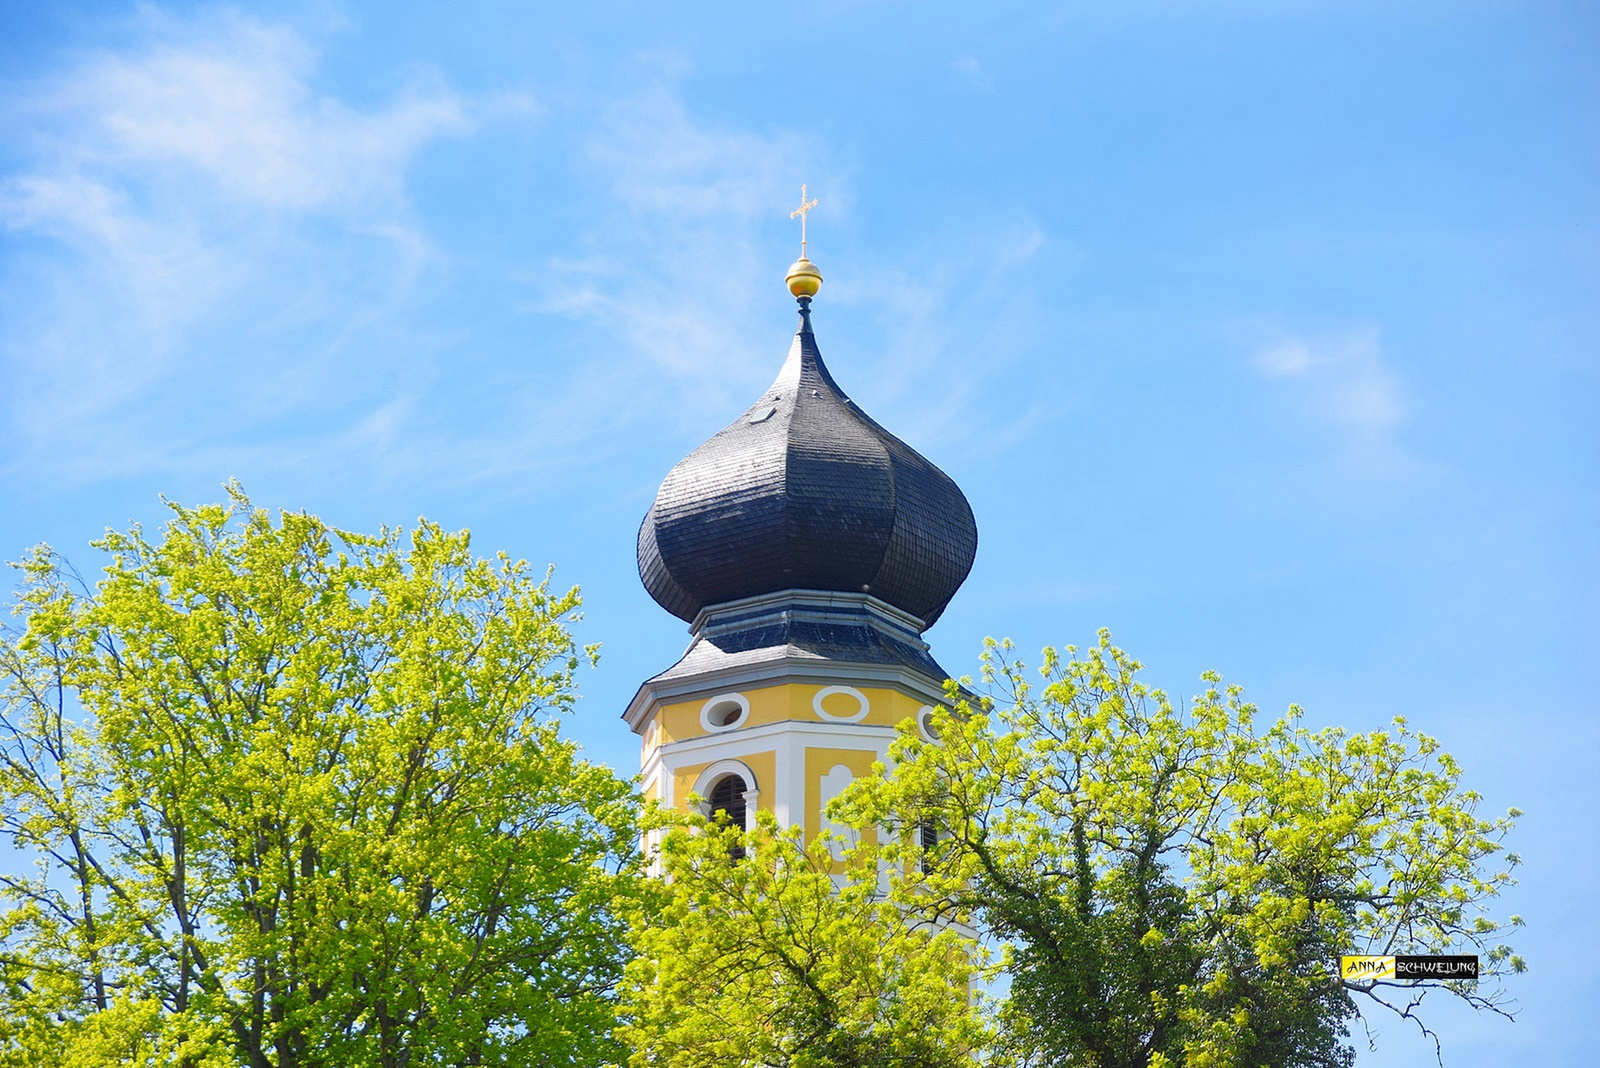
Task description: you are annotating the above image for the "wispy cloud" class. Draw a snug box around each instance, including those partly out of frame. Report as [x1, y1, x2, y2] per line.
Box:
[0, 9, 478, 483]
[532, 76, 832, 412]
[533, 70, 1048, 461]
[0, 23, 1048, 497]
[1252, 328, 1415, 475]
[37, 18, 468, 212]
[951, 57, 994, 92]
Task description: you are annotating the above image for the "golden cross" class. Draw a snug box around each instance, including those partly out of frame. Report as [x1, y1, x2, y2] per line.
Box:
[790, 184, 818, 257]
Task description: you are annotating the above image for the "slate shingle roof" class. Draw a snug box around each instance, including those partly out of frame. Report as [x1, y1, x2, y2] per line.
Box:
[637, 303, 978, 630]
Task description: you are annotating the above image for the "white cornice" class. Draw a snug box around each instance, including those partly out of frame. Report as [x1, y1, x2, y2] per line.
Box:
[622, 657, 954, 733]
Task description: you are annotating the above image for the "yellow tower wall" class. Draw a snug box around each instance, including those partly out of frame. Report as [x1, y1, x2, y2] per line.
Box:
[637, 679, 938, 843]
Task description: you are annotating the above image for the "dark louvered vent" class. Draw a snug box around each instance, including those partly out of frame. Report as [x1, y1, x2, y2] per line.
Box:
[708, 775, 747, 830]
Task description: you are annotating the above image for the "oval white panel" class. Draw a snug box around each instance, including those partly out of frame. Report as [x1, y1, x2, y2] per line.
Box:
[812, 685, 869, 723]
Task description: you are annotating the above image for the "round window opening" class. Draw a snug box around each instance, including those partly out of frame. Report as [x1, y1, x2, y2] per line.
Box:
[918, 706, 942, 742]
[707, 701, 742, 727]
[699, 693, 751, 733]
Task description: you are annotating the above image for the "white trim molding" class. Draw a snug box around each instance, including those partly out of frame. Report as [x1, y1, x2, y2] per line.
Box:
[818, 763, 858, 861]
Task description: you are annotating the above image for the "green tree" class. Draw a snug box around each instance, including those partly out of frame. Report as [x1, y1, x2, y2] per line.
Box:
[617, 809, 990, 1068]
[0, 487, 643, 1068]
[839, 632, 1524, 1068]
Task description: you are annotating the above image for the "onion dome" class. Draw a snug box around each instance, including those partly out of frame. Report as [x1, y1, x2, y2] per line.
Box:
[637, 294, 978, 631]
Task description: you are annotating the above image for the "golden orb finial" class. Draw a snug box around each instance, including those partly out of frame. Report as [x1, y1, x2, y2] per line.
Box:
[786, 256, 822, 299]
[786, 185, 822, 300]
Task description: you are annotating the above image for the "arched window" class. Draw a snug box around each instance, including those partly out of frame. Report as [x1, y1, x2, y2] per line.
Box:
[707, 774, 747, 861]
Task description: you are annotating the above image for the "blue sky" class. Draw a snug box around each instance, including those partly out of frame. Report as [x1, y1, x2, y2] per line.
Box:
[1, 1, 1594, 1061]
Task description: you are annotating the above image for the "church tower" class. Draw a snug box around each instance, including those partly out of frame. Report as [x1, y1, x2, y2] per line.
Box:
[624, 198, 978, 843]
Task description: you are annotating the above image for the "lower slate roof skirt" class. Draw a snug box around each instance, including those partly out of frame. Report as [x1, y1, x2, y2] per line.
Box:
[620, 590, 971, 734]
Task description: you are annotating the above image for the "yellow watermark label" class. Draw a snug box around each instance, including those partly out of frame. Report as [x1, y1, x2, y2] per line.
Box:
[1341, 955, 1396, 980]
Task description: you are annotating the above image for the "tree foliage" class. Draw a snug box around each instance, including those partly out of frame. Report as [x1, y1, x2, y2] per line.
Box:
[0, 488, 643, 1068]
[617, 810, 989, 1068]
[839, 632, 1524, 1068]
